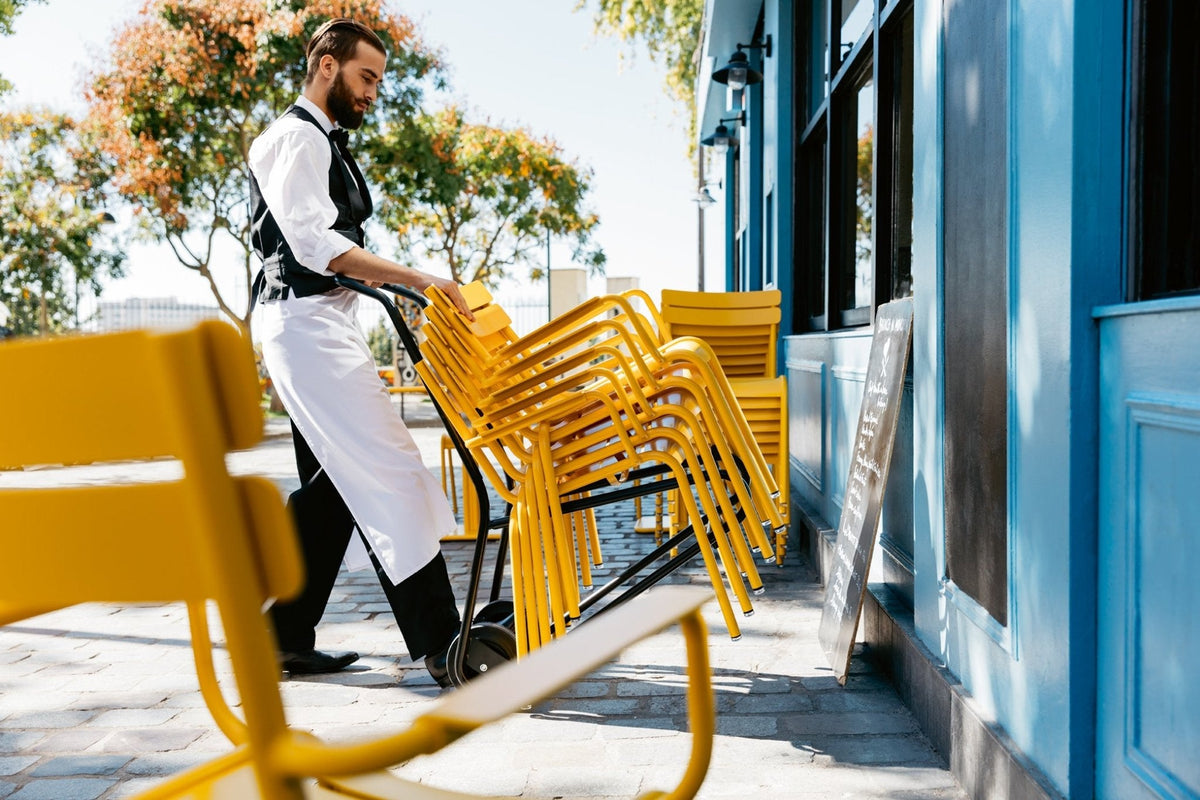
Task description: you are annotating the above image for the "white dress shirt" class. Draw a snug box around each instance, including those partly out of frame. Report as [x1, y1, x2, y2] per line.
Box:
[249, 96, 456, 584]
[248, 95, 356, 276]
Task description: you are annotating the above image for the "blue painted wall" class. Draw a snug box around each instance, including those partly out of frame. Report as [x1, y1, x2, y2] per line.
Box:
[701, 0, 1153, 794]
[910, 0, 1102, 791]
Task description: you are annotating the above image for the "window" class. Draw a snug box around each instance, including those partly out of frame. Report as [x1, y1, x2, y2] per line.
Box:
[879, 10, 914, 301]
[836, 71, 875, 326]
[841, 0, 873, 46]
[798, 132, 827, 329]
[792, 0, 914, 334]
[802, 0, 829, 120]
[1129, 0, 1199, 299]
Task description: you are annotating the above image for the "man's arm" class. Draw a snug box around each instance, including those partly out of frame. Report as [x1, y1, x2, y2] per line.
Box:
[329, 247, 475, 321]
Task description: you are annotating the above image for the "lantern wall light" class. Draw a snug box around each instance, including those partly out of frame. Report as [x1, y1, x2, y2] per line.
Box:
[700, 115, 743, 154]
[711, 34, 772, 91]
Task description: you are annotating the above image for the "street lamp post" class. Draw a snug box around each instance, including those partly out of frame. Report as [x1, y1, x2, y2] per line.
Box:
[697, 147, 706, 291]
[694, 148, 719, 291]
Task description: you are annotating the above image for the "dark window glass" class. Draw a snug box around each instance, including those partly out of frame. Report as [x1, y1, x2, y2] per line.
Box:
[888, 10, 914, 299]
[1132, 0, 1199, 299]
[798, 131, 827, 327]
[803, 0, 830, 122]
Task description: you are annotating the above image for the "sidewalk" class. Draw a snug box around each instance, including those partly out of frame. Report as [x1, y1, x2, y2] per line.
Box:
[0, 405, 968, 800]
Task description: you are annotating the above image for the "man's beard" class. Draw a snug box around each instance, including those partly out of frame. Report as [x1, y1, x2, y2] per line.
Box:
[327, 71, 365, 130]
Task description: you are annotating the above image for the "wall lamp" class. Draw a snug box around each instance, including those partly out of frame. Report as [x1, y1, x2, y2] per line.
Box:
[693, 180, 721, 208]
[712, 34, 772, 91]
[700, 115, 743, 154]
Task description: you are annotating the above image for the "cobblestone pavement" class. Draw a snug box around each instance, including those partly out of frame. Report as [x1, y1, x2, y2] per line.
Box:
[0, 400, 968, 800]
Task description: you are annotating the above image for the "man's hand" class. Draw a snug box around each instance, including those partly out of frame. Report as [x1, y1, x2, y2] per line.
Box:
[328, 247, 476, 321]
[426, 275, 475, 322]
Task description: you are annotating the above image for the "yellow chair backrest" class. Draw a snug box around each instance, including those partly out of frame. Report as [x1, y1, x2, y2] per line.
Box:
[0, 322, 720, 800]
[0, 322, 303, 797]
[660, 289, 782, 379]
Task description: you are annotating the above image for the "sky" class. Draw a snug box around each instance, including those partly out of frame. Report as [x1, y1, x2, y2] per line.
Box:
[0, 0, 725, 322]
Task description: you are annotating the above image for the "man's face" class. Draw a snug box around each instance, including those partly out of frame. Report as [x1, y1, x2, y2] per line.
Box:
[326, 41, 386, 130]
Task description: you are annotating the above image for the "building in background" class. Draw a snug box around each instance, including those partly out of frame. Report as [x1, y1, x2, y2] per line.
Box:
[697, 0, 1198, 798]
[92, 297, 221, 332]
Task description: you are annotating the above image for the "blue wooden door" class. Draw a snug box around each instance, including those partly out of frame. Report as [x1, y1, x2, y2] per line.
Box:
[1096, 301, 1200, 799]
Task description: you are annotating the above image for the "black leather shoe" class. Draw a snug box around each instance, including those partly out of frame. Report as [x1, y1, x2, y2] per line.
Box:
[424, 645, 454, 689]
[280, 649, 359, 675]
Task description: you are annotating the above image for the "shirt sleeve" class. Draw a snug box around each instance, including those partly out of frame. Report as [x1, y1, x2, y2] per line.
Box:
[248, 123, 356, 275]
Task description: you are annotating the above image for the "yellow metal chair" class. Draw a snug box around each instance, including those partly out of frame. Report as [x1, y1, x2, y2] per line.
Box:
[417, 284, 781, 651]
[439, 432, 496, 542]
[435, 282, 783, 548]
[660, 289, 791, 563]
[0, 322, 716, 800]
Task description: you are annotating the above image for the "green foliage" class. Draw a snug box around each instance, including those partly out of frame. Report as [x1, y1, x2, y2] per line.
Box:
[0, 111, 125, 335]
[365, 316, 394, 365]
[0, 0, 44, 94]
[856, 127, 874, 262]
[364, 106, 604, 288]
[0, 0, 41, 35]
[578, 0, 703, 144]
[84, 0, 441, 334]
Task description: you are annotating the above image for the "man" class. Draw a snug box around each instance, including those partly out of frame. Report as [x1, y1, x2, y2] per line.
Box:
[248, 18, 474, 688]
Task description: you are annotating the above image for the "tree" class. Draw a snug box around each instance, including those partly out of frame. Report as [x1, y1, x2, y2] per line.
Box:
[578, 0, 704, 139]
[855, 126, 874, 264]
[365, 316, 393, 365]
[0, 111, 125, 336]
[0, 0, 44, 95]
[364, 106, 604, 288]
[84, 0, 440, 335]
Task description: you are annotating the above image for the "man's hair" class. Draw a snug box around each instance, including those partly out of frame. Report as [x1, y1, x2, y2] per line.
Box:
[304, 18, 387, 85]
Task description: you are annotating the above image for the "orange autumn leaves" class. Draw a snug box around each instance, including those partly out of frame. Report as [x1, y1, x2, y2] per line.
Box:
[86, 0, 434, 234]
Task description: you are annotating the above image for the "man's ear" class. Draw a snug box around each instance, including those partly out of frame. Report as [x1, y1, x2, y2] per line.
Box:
[319, 53, 338, 79]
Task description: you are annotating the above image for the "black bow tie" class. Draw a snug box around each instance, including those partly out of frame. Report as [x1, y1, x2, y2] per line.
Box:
[329, 128, 349, 148]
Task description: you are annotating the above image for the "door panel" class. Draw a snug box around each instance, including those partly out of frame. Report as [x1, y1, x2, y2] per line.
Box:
[1097, 303, 1200, 799]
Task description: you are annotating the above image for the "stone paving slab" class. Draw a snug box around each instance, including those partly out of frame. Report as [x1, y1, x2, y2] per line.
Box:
[0, 409, 967, 799]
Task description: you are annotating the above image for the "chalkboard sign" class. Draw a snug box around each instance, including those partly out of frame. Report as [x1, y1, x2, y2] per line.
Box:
[819, 297, 914, 685]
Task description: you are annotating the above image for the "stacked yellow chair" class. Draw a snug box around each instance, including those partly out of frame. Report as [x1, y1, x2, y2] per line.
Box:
[0, 321, 717, 800]
[416, 283, 785, 654]
[659, 289, 791, 563]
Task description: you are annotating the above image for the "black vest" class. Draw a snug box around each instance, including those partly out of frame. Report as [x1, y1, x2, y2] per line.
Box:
[250, 105, 373, 302]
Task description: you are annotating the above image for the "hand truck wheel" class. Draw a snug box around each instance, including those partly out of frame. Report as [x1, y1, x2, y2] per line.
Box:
[446, 621, 517, 686]
[472, 599, 515, 630]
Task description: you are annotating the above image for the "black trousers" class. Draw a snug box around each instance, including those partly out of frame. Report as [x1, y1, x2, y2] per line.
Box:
[269, 422, 461, 660]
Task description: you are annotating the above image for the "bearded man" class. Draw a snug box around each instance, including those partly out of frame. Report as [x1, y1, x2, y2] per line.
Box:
[248, 18, 472, 688]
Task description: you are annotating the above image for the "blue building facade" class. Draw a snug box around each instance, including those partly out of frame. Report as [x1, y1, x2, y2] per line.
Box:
[696, 0, 1199, 797]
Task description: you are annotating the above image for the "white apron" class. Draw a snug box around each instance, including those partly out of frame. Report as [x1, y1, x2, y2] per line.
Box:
[254, 288, 456, 584]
